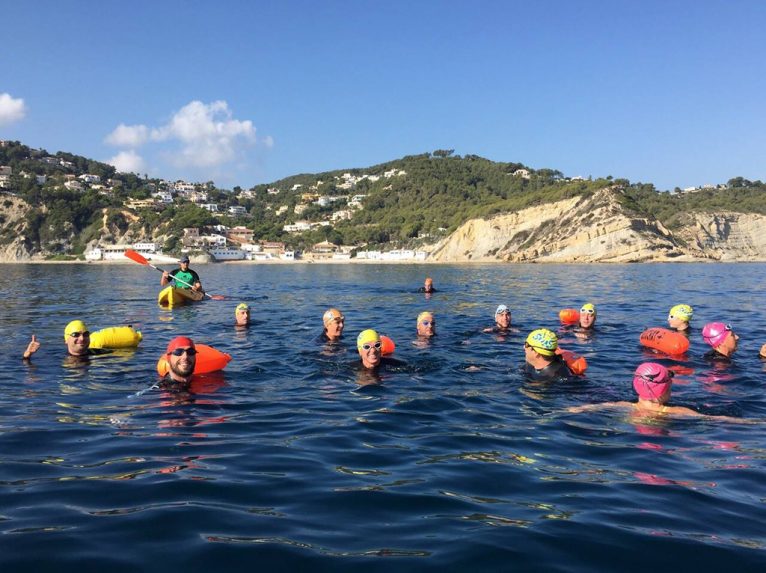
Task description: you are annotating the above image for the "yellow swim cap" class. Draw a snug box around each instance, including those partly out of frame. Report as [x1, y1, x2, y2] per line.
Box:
[668, 304, 693, 322]
[235, 303, 250, 316]
[580, 303, 596, 315]
[357, 329, 380, 348]
[417, 311, 434, 323]
[64, 320, 88, 340]
[525, 328, 558, 356]
[323, 308, 344, 325]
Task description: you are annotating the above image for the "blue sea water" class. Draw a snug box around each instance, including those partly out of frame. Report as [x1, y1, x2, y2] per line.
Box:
[0, 262, 765, 572]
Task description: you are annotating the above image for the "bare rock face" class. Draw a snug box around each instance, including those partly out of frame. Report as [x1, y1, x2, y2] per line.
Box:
[429, 187, 766, 263]
[0, 195, 35, 261]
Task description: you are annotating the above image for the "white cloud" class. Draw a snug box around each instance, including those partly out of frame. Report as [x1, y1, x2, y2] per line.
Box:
[105, 100, 259, 170]
[107, 150, 146, 174]
[105, 123, 149, 147]
[0, 93, 27, 126]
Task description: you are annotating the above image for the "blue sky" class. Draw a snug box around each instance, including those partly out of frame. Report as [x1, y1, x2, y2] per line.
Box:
[1, 0, 764, 190]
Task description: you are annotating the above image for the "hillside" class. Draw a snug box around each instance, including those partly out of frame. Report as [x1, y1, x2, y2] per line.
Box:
[1, 141, 765, 261]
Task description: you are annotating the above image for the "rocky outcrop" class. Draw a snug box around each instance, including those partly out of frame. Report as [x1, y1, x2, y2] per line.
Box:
[428, 187, 766, 263]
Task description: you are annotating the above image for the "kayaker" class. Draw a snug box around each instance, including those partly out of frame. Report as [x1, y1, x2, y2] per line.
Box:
[161, 256, 202, 291]
[523, 328, 572, 381]
[319, 308, 345, 342]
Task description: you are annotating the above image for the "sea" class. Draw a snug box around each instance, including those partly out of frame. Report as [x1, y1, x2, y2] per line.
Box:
[1, 262, 765, 572]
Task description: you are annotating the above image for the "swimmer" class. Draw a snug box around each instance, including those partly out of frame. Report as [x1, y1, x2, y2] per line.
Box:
[523, 328, 572, 381]
[760, 344, 766, 359]
[319, 308, 345, 342]
[702, 322, 739, 361]
[483, 304, 512, 333]
[234, 303, 250, 326]
[356, 329, 404, 371]
[667, 304, 693, 333]
[418, 277, 436, 293]
[162, 336, 197, 385]
[417, 311, 436, 338]
[569, 362, 747, 421]
[578, 303, 597, 330]
[22, 320, 110, 361]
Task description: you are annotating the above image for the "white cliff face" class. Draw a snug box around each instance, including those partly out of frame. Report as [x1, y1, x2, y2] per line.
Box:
[429, 187, 766, 263]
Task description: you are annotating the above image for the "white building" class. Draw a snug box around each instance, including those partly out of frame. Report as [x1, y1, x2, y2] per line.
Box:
[79, 174, 101, 184]
[153, 191, 173, 203]
[283, 221, 312, 233]
[228, 206, 248, 216]
[64, 180, 84, 191]
[201, 203, 219, 213]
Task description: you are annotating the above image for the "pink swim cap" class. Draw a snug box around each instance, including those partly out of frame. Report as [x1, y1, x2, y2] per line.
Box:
[702, 322, 732, 349]
[632, 362, 673, 401]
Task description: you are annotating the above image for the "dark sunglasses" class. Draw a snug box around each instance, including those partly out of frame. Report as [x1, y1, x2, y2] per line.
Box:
[68, 331, 90, 338]
[361, 341, 382, 351]
[169, 347, 197, 357]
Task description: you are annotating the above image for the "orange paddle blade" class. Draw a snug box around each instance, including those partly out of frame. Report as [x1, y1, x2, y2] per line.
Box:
[124, 249, 149, 265]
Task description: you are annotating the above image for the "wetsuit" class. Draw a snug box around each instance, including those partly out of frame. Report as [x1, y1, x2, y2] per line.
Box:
[523, 356, 572, 382]
[703, 349, 733, 366]
[417, 287, 436, 293]
[169, 268, 201, 289]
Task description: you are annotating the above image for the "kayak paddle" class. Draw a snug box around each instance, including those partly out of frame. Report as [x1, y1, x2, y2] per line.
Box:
[124, 249, 225, 300]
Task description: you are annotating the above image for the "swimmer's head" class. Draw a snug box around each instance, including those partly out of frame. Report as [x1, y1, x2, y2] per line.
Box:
[668, 304, 693, 322]
[525, 328, 558, 356]
[424, 277, 433, 286]
[165, 336, 196, 355]
[323, 308, 344, 326]
[633, 362, 673, 401]
[580, 303, 596, 316]
[235, 303, 250, 316]
[702, 322, 733, 349]
[495, 304, 510, 316]
[357, 329, 381, 349]
[417, 311, 434, 324]
[64, 320, 88, 341]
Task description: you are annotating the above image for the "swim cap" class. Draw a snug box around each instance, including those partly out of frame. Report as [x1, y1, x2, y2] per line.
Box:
[64, 320, 88, 340]
[323, 308, 344, 325]
[425, 277, 433, 285]
[702, 322, 732, 349]
[235, 303, 250, 316]
[166, 336, 196, 354]
[495, 304, 510, 316]
[633, 362, 673, 400]
[525, 328, 558, 356]
[417, 311, 434, 323]
[357, 329, 380, 348]
[668, 304, 693, 322]
[580, 303, 596, 315]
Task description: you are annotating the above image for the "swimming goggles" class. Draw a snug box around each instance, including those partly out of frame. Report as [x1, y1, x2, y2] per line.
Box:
[420, 320, 434, 326]
[580, 308, 595, 314]
[361, 341, 382, 351]
[68, 331, 90, 338]
[169, 348, 198, 356]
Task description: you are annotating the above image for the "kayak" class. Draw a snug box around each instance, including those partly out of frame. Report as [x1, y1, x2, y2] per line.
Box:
[158, 285, 204, 307]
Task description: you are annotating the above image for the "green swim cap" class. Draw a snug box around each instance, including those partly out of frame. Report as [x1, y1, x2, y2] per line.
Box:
[525, 328, 558, 356]
[357, 329, 380, 348]
[668, 304, 693, 322]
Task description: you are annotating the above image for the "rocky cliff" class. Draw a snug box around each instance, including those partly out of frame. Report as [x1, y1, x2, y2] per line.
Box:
[428, 187, 766, 263]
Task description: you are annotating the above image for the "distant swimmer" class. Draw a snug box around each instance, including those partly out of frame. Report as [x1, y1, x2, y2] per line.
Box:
[22, 320, 111, 361]
[417, 311, 436, 338]
[483, 304, 512, 333]
[569, 362, 748, 422]
[702, 322, 739, 363]
[523, 328, 572, 381]
[161, 255, 202, 292]
[667, 304, 693, 334]
[418, 277, 436, 293]
[319, 308, 345, 342]
[161, 336, 198, 385]
[578, 303, 597, 330]
[234, 303, 251, 327]
[760, 344, 766, 359]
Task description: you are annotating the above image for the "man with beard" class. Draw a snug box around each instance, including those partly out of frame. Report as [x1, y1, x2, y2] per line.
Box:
[162, 336, 198, 385]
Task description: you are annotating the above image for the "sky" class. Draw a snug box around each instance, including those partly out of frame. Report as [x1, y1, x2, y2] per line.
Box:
[1, 0, 764, 191]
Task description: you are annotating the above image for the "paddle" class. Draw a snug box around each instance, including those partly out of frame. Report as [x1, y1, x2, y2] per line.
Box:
[124, 249, 225, 300]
